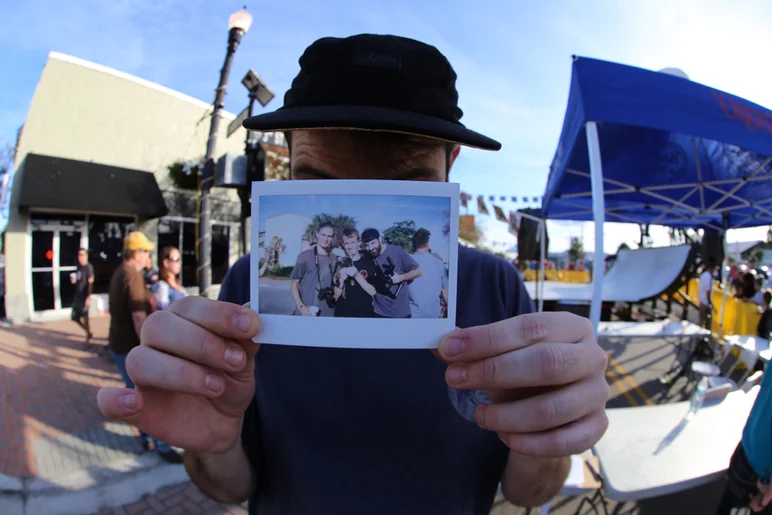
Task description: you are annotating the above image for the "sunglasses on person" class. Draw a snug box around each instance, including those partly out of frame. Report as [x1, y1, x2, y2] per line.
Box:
[166, 256, 181, 262]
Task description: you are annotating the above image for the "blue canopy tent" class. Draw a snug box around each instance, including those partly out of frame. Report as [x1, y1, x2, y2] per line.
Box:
[542, 56, 772, 331]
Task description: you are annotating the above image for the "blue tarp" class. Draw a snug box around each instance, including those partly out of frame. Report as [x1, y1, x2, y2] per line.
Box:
[543, 56, 772, 230]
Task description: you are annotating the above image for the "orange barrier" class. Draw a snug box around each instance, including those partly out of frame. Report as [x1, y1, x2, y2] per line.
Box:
[523, 270, 591, 283]
[671, 279, 762, 336]
[526, 270, 763, 336]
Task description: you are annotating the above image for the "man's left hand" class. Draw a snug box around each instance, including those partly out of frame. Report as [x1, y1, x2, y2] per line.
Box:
[437, 312, 609, 457]
[391, 274, 403, 284]
[84, 297, 91, 309]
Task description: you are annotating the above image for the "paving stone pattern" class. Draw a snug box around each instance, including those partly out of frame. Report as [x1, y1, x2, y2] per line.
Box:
[0, 317, 143, 478]
[34, 421, 144, 478]
[96, 482, 248, 515]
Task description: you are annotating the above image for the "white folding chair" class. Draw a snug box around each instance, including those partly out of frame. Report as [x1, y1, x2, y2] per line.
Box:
[706, 344, 759, 392]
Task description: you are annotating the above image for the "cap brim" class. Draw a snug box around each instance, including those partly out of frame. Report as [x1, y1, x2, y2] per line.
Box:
[242, 105, 501, 151]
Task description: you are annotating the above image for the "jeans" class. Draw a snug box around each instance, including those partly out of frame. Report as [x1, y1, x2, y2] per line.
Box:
[716, 443, 772, 514]
[108, 350, 172, 454]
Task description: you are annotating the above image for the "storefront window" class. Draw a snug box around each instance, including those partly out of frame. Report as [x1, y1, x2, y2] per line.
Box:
[212, 224, 230, 285]
[88, 215, 135, 294]
[157, 218, 232, 288]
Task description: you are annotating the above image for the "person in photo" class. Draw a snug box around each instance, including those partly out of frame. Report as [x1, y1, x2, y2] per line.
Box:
[70, 248, 94, 343]
[361, 228, 422, 319]
[408, 229, 449, 319]
[333, 228, 377, 318]
[97, 34, 610, 515]
[289, 221, 338, 317]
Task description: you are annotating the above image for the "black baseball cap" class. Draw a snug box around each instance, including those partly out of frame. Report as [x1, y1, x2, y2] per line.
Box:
[242, 34, 501, 151]
[361, 228, 380, 242]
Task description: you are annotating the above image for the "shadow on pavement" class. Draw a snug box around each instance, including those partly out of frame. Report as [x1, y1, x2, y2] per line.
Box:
[0, 317, 146, 479]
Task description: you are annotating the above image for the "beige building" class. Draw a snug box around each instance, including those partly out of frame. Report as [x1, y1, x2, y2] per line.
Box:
[5, 51, 288, 322]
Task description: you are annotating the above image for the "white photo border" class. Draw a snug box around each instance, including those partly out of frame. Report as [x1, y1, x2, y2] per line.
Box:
[250, 179, 460, 349]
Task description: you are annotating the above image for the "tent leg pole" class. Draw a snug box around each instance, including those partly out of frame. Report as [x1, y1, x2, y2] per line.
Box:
[586, 121, 606, 335]
[718, 228, 729, 337]
[538, 220, 546, 312]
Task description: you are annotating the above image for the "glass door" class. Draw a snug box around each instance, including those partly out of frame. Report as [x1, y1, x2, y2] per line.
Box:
[31, 230, 55, 311]
[58, 229, 83, 309]
[30, 221, 86, 315]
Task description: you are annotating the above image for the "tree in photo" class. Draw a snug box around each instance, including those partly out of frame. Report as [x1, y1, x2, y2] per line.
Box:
[568, 236, 585, 262]
[303, 214, 357, 247]
[383, 220, 417, 253]
[617, 242, 630, 253]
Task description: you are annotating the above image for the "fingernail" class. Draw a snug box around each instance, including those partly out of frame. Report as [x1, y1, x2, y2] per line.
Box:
[447, 365, 467, 384]
[475, 406, 486, 428]
[444, 337, 465, 357]
[205, 374, 224, 392]
[119, 394, 136, 409]
[224, 347, 244, 367]
[234, 313, 251, 333]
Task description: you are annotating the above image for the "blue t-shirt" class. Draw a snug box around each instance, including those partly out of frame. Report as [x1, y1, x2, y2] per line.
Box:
[742, 369, 772, 480]
[408, 251, 449, 318]
[218, 244, 535, 515]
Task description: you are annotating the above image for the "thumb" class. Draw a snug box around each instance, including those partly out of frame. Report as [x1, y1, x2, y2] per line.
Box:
[241, 301, 261, 358]
[97, 387, 144, 424]
[433, 329, 462, 364]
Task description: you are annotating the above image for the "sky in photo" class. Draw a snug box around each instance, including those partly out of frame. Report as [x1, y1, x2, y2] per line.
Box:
[259, 194, 451, 261]
[2, 0, 772, 251]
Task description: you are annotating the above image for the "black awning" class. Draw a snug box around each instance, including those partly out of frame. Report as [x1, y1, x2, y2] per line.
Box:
[19, 153, 169, 218]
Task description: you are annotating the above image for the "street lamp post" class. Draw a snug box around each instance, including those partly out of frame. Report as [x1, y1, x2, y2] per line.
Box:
[198, 7, 253, 297]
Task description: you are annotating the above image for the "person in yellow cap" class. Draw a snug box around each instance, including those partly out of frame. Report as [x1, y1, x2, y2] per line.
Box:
[107, 231, 182, 464]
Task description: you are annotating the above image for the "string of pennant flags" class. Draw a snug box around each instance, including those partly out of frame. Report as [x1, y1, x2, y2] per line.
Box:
[460, 191, 543, 237]
[460, 192, 543, 206]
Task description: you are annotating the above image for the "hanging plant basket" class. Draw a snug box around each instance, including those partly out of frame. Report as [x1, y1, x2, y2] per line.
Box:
[167, 160, 202, 191]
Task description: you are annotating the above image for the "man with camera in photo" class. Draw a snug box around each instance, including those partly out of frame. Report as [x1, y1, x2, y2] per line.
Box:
[408, 229, 449, 319]
[289, 222, 338, 317]
[362, 228, 422, 319]
[333, 228, 377, 318]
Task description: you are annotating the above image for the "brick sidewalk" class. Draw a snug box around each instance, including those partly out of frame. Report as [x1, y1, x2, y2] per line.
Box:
[98, 482, 247, 515]
[0, 316, 143, 479]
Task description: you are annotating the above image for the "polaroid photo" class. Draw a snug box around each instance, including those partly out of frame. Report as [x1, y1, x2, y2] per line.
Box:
[250, 180, 459, 349]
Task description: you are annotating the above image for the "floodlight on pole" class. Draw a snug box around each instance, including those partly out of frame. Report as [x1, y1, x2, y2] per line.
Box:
[197, 6, 252, 298]
[242, 69, 275, 107]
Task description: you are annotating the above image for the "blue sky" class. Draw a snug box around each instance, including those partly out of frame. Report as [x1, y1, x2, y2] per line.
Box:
[3, 0, 772, 251]
[259, 194, 450, 260]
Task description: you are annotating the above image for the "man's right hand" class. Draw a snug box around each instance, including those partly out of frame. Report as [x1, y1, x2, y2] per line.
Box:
[298, 305, 312, 316]
[96, 297, 261, 455]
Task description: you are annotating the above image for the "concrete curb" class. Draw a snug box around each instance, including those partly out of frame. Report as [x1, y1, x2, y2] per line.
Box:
[0, 454, 189, 515]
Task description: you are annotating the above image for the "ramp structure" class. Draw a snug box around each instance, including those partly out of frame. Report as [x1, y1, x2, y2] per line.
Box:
[525, 244, 698, 304]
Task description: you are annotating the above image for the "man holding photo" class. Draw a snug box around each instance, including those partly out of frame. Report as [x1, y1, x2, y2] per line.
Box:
[334, 228, 377, 318]
[408, 229, 449, 319]
[362, 228, 422, 319]
[98, 34, 609, 515]
[289, 222, 338, 317]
